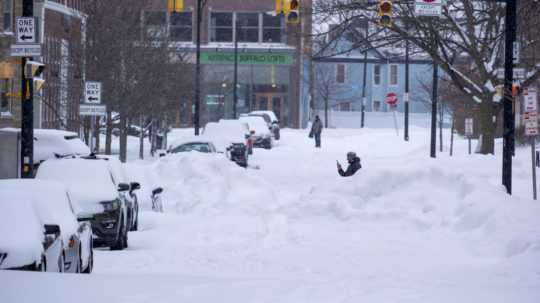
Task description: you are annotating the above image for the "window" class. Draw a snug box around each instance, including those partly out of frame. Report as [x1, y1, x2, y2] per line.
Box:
[210, 12, 233, 42]
[263, 14, 282, 43]
[2, 0, 12, 32]
[390, 64, 398, 86]
[373, 100, 381, 112]
[236, 13, 259, 42]
[336, 64, 345, 84]
[144, 11, 167, 39]
[170, 12, 192, 42]
[373, 64, 381, 85]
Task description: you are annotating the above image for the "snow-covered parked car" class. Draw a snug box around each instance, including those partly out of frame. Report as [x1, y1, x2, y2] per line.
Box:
[247, 110, 280, 140]
[239, 116, 274, 149]
[36, 158, 130, 250]
[0, 181, 64, 272]
[202, 120, 249, 167]
[95, 155, 141, 232]
[168, 140, 217, 154]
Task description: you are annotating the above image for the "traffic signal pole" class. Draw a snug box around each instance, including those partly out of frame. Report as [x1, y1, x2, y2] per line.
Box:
[430, 62, 438, 158]
[233, 20, 239, 119]
[194, 0, 202, 135]
[502, 0, 517, 194]
[404, 24, 410, 142]
[20, 0, 34, 178]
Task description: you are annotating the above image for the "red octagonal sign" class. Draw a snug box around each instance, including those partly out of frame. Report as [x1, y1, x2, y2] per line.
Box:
[385, 92, 398, 106]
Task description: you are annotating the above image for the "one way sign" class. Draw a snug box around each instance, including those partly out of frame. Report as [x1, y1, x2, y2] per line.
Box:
[16, 17, 36, 44]
[85, 82, 102, 104]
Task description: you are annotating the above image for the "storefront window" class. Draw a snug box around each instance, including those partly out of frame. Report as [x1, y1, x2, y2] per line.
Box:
[236, 13, 259, 43]
[2, 0, 12, 32]
[144, 11, 167, 39]
[170, 12, 192, 42]
[210, 12, 233, 42]
[263, 14, 282, 43]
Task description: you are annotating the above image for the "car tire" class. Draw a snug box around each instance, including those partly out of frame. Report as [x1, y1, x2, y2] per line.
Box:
[110, 217, 125, 251]
[82, 249, 93, 274]
[36, 256, 46, 272]
[122, 227, 129, 249]
[58, 253, 65, 273]
[132, 210, 138, 231]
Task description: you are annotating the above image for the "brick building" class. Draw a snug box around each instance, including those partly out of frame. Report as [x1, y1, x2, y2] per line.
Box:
[0, 0, 85, 131]
[143, 0, 313, 128]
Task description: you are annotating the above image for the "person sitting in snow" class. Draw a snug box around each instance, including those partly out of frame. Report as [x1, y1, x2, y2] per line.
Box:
[337, 152, 362, 177]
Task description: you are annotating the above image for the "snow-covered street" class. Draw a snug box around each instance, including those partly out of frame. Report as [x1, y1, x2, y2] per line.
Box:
[2, 127, 540, 302]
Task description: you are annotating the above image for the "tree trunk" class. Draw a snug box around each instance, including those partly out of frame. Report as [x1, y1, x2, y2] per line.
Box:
[94, 117, 100, 154]
[105, 111, 112, 155]
[139, 115, 144, 160]
[450, 115, 455, 156]
[439, 102, 444, 152]
[83, 117, 90, 146]
[324, 97, 329, 128]
[119, 112, 128, 163]
[478, 100, 495, 154]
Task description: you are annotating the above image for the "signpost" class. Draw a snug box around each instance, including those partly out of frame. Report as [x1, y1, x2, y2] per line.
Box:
[82, 81, 104, 153]
[415, 0, 442, 17]
[496, 68, 525, 80]
[11, 17, 41, 57]
[523, 87, 538, 200]
[465, 118, 474, 155]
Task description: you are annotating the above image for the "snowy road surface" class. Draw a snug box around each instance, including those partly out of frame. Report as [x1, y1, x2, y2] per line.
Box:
[2, 127, 540, 302]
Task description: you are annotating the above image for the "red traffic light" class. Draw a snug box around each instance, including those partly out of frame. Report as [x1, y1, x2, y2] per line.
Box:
[290, 0, 299, 10]
[379, 1, 392, 13]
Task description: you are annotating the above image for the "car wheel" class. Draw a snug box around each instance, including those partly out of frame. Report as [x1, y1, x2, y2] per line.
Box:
[58, 253, 65, 273]
[76, 247, 82, 273]
[132, 209, 139, 231]
[110, 217, 126, 251]
[122, 227, 129, 249]
[36, 256, 46, 272]
[82, 249, 93, 274]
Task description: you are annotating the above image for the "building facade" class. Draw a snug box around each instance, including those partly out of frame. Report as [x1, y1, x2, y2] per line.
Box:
[0, 0, 85, 131]
[144, 0, 312, 128]
[314, 28, 434, 116]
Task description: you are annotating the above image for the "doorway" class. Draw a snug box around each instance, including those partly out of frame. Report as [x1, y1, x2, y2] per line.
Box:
[254, 93, 287, 125]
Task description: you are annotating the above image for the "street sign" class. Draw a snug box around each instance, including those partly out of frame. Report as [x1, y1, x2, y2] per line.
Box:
[16, 17, 36, 44]
[415, 0, 442, 17]
[84, 82, 102, 104]
[524, 87, 538, 136]
[10, 44, 41, 57]
[465, 118, 474, 137]
[496, 68, 525, 80]
[80, 104, 106, 116]
[385, 92, 398, 106]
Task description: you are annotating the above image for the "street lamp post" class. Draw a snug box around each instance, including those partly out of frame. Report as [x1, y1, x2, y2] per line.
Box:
[194, 0, 202, 135]
[233, 19, 239, 119]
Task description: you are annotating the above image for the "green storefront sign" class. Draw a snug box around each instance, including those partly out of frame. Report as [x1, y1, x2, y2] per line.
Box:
[201, 52, 293, 66]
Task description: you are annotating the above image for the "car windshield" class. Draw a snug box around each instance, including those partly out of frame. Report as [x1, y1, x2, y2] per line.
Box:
[173, 143, 211, 153]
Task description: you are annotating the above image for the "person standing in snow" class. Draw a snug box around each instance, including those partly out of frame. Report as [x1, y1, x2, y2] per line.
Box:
[309, 115, 323, 148]
[337, 152, 361, 177]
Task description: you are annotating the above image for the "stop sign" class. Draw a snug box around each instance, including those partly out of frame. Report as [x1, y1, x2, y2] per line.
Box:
[385, 92, 398, 106]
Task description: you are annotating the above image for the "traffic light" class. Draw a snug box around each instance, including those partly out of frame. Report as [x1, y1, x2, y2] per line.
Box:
[378, 0, 393, 27]
[276, 0, 283, 15]
[285, 0, 300, 24]
[167, 0, 183, 13]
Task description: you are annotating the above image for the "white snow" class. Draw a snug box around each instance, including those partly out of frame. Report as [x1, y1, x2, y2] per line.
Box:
[239, 116, 272, 137]
[1, 127, 540, 302]
[201, 119, 249, 152]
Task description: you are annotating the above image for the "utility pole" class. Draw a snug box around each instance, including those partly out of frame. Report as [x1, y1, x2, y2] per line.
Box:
[430, 62, 438, 158]
[194, 0, 202, 135]
[502, 0, 517, 195]
[360, 20, 368, 128]
[404, 23, 410, 142]
[233, 18, 239, 119]
[20, 0, 34, 178]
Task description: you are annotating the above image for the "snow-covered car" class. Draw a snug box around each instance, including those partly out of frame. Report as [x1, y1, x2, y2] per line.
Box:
[168, 141, 217, 154]
[248, 110, 280, 140]
[239, 116, 273, 149]
[0, 181, 64, 272]
[202, 120, 249, 167]
[95, 155, 141, 232]
[1, 180, 94, 273]
[36, 158, 130, 250]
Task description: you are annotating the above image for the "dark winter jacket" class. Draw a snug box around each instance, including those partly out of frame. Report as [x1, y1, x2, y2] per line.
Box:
[338, 157, 361, 177]
[311, 119, 323, 136]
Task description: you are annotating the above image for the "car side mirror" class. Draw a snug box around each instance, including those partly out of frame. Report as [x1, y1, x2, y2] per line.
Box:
[118, 183, 130, 192]
[44, 224, 60, 236]
[130, 182, 141, 191]
[152, 187, 163, 195]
